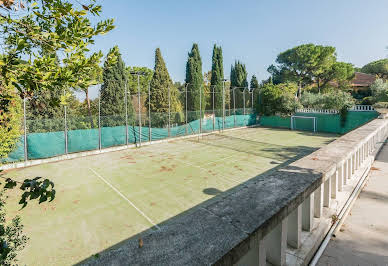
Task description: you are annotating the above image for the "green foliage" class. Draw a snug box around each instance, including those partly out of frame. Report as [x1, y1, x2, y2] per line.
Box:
[300, 91, 355, 110]
[230, 61, 248, 109]
[0, 189, 28, 266]
[147, 48, 182, 126]
[186, 44, 206, 119]
[0, 0, 114, 96]
[268, 44, 354, 93]
[250, 75, 259, 90]
[300, 91, 355, 126]
[268, 44, 336, 85]
[0, 87, 22, 159]
[26, 88, 65, 133]
[210, 45, 224, 113]
[256, 82, 300, 116]
[370, 79, 388, 102]
[373, 102, 388, 109]
[126, 66, 153, 94]
[0, 0, 113, 157]
[100, 46, 135, 127]
[361, 96, 374, 105]
[0, 169, 56, 264]
[361, 59, 388, 79]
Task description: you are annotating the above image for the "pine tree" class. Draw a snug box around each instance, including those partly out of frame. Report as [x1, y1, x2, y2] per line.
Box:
[146, 48, 182, 126]
[230, 61, 248, 111]
[100, 46, 134, 126]
[185, 43, 205, 120]
[210, 45, 224, 115]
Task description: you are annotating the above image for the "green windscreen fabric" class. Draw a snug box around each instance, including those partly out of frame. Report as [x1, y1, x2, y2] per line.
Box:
[292, 117, 316, 131]
[4, 111, 376, 163]
[293, 111, 379, 134]
[27, 132, 65, 159]
[68, 129, 99, 153]
[101, 126, 126, 148]
[2, 136, 25, 163]
[261, 111, 379, 134]
[260, 116, 291, 129]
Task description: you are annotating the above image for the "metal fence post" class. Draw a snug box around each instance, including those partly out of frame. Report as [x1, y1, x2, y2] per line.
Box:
[64, 89, 68, 154]
[125, 83, 128, 146]
[23, 92, 28, 161]
[137, 75, 142, 147]
[185, 83, 188, 135]
[148, 83, 151, 142]
[222, 81, 225, 131]
[168, 86, 171, 137]
[212, 85, 215, 131]
[98, 90, 101, 150]
[233, 88, 236, 127]
[199, 85, 202, 135]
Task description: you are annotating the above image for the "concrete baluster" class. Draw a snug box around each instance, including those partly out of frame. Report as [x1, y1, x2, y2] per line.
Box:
[265, 219, 287, 266]
[287, 205, 302, 249]
[302, 194, 313, 232]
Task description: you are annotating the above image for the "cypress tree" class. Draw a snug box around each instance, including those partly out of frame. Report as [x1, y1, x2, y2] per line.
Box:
[147, 48, 182, 126]
[230, 61, 248, 110]
[185, 43, 205, 120]
[250, 75, 259, 90]
[250, 75, 260, 109]
[210, 45, 224, 115]
[100, 46, 134, 126]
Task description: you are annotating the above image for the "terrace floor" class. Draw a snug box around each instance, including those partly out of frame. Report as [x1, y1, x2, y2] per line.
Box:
[317, 140, 388, 265]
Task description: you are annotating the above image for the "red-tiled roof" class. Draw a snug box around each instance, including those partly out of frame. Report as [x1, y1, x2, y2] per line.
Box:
[351, 72, 376, 87]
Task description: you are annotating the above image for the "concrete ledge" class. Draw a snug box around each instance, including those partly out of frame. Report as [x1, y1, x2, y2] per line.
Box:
[77, 118, 388, 266]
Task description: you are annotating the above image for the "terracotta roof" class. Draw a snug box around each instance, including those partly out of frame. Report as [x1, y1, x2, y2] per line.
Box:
[351, 72, 376, 87]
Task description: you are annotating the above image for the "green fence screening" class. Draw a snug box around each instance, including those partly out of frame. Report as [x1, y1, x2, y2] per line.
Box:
[3, 114, 258, 163]
[2, 111, 378, 163]
[2, 137, 25, 163]
[260, 111, 379, 134]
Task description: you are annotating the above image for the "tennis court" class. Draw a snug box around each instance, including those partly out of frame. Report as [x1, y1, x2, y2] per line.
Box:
[3, 127, 337, 265]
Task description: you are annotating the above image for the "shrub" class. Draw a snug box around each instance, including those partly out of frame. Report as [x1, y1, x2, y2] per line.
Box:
[300, 91, 354, 110]
[256, 82, 301, 116]
[361, 96, 375, 105]
[300, 90, 355, 126]
[0, 87, 22, 160]
[373, 102, 388, 109]
[370, 79, 388, 102]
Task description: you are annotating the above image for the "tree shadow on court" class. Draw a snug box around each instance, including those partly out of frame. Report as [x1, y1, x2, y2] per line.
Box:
[76, 155, 327, 265]
[189, 134, 320, 162]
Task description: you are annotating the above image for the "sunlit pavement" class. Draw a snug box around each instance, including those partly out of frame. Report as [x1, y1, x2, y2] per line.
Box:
[318, 140, 388, 266]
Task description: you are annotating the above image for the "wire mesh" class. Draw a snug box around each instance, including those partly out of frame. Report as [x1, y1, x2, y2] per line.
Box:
[5, 82, 259, 162]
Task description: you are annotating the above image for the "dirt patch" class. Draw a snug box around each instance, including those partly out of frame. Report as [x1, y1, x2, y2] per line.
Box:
[150, 202, 156, 206]
[73, 200, 79, 204]
[121, 155, 136, 164]
[159, 166, 173, 172]
[371, 167, 380, 171]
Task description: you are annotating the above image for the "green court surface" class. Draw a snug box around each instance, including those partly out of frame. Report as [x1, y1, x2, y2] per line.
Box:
[3, 127, 337, 265]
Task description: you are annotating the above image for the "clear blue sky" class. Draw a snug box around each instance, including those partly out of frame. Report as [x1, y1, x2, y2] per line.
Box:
[93, 0, 388, 83]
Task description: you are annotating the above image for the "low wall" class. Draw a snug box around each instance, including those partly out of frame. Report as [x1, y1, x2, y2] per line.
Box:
[260, 111, 379, 134]
[80, 117, 388, 266]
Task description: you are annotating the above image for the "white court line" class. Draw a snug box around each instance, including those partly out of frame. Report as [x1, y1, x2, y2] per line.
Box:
[89, 167, 160, 230]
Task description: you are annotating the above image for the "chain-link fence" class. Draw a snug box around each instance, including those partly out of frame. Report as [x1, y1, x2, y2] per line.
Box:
[4, 84, 259, 162]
